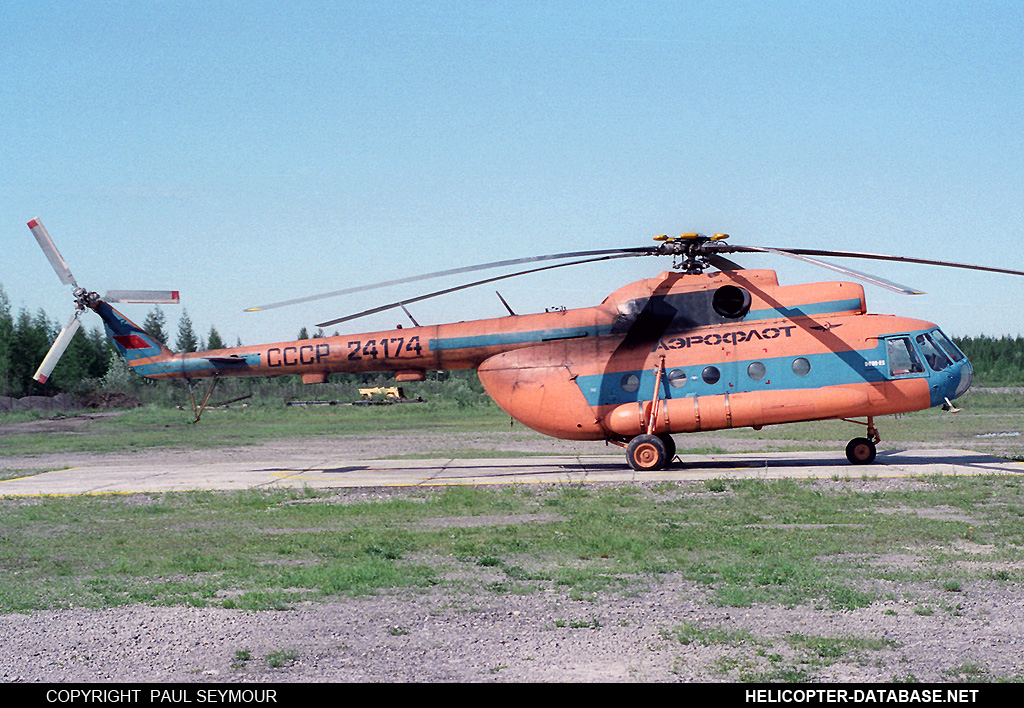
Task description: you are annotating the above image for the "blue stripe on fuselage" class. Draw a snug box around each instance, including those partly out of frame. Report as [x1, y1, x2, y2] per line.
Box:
[574, 337, 933, 408]
[430, 325, 613, 351]
[428, 298, 864, 352]
[745, 298, 863, 321]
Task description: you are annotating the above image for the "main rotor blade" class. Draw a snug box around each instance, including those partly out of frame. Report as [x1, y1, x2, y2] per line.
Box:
[33, 313, 82, 384]
[246, 247, 655, 313]
[104, 290, 181, 304]
[718, 245, 925, 295]
[705, 253, 744, 271]
[316, 253, 639, 328]
[769, 247, 1024, 279]
[27, 218, 77, 287]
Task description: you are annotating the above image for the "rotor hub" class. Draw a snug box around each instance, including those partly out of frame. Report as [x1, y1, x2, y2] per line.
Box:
[72, 287, 101, 312]
[653, 233, 729, 273]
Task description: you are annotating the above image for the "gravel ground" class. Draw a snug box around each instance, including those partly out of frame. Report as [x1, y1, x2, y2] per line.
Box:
[2, 417, 1024, 683]
[1, 570, 1023, 683]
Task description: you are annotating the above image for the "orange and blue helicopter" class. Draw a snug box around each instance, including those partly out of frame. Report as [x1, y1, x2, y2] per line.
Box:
[27, 218, 1024, 470]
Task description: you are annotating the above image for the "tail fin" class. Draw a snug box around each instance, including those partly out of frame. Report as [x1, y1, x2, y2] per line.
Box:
[93, 301, 176, 373]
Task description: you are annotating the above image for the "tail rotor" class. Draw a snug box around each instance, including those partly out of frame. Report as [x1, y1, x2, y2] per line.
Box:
[26, 218, 181, 384]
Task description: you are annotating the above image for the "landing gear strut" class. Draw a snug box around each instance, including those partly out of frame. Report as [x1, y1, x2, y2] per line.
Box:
[622, 356, 677, 471]
[844, 416, 880, 465]
[186, 376, 221, 423]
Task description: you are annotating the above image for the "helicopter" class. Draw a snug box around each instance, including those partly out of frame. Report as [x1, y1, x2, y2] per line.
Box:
[26, 218, 1024, 471]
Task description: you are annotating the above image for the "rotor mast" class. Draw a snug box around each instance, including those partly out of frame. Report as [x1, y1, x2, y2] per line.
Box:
[653, 233, 731, 274]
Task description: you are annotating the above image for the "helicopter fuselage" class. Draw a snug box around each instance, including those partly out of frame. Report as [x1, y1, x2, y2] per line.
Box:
[97, 268, 973, 447]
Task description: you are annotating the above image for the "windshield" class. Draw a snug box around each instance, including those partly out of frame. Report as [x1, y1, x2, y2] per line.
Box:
[930, 329, 966, 363]
[916, 332, 953, 371]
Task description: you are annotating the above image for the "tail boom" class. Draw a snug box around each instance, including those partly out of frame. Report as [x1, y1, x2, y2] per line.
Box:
[101, 304, 605, 383]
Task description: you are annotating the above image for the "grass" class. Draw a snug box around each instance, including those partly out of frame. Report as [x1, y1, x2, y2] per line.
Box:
[0, 400, 511, 457]
[4, 387, 1024, 459]
[1, 476, 1022, 617]
[264, 649, 298, 669]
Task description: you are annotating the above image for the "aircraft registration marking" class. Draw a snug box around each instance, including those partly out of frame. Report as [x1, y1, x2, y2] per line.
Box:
[346, 335, 423, 360]
[267, 343, 330, 368]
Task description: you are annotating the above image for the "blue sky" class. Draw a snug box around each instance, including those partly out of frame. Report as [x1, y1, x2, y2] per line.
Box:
[3, 1, 1024, 348]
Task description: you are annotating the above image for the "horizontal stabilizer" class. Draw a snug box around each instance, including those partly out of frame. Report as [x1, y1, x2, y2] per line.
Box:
[202, 355, 253, 365]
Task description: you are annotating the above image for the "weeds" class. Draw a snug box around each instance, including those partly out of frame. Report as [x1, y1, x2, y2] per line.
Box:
[264, 649, 298, 669]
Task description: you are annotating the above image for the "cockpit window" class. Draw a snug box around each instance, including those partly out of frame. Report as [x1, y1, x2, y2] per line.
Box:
[916, 332, 952, 372]
[930, 329, 965, 363]
[887, 337, 925, 377]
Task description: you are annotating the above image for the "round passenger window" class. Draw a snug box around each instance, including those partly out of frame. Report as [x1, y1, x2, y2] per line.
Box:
[747, 362, 767, 381]
[621, 373, 640, 393]
[792, 358, 811, 377]
[667, 369, 687, 388]
[702, 366, 721, 385]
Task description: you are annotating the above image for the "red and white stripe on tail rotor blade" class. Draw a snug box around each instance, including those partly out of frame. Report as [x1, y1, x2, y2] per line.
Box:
[103, 290, 181, 304]
[33, 313, 82, 384]
[27, 218, 78, 287]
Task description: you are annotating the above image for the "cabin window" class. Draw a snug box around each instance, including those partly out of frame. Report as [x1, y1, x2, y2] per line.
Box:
[916, 332, 952, 372]
[747, 362, 767, 381]
[621, 373, 640, 393]
[792, 357, 811, 377]
[667, 368, 687, 388]
[886, 337, 925, 377]
[702, 366, 721, 385]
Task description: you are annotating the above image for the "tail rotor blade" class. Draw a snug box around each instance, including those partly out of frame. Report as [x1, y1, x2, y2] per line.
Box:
[104, 290, 181, 304]
[27, 218, 77, 286]
[33, 313, 83, 384]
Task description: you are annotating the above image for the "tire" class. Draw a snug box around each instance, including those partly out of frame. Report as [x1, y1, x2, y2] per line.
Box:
[658, 434, 677, 464]
[626, 434, 668, 471]
[846, 437, 877, 465]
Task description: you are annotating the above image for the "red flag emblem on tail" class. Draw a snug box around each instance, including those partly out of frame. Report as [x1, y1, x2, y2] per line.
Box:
[113, 335, 152, 350]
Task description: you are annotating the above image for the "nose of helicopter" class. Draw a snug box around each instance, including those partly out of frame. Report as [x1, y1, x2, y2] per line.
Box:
[936, 357, 973, 406]
[953, 358, 974, 400]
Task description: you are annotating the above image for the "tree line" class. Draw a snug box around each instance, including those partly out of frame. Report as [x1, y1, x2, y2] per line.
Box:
[951, 335, 1024, 386]
[3, 283, 1024, 398]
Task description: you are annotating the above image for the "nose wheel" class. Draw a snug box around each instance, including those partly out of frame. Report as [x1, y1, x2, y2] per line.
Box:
[845, 437, 877, 465]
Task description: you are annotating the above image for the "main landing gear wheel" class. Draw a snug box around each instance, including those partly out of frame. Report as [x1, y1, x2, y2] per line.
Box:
[626, 434, 669, 471]
[658, 433, 677, 463]
[845, 437, 877, 465]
